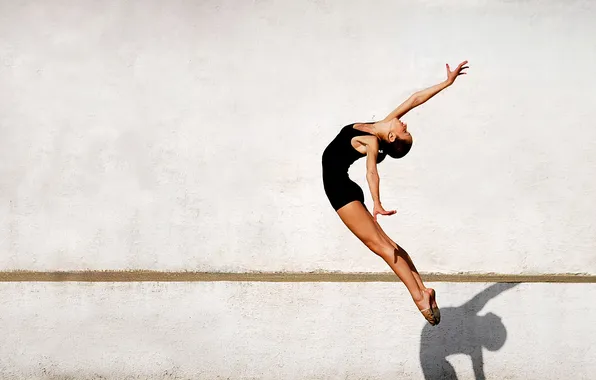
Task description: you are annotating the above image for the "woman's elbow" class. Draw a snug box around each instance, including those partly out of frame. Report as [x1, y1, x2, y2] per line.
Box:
[366, 170, 379, 180]
[409, 94, 421, 107]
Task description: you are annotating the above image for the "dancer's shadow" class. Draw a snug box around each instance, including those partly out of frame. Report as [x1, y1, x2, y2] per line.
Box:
[420, 283, 519, 380]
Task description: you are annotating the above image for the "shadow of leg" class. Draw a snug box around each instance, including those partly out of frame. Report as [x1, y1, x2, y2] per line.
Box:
[419, 283, 518, 379]
[421, 355, 458, 380]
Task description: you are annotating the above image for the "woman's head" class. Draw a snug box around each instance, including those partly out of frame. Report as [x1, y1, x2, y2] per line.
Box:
[383, 118, 413, 158]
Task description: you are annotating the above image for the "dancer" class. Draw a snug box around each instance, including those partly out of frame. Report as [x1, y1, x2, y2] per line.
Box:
[321, 61, 469, 325]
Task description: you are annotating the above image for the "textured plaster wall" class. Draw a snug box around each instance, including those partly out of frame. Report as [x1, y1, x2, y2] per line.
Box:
[1, 0, 596, 274]
[1, 2, 595, 379]
[1, 282, 595, 379]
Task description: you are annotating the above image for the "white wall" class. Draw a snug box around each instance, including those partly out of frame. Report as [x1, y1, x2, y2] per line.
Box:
[1, 1, 595, 378]
[1, 282, 595, 379]
[1, 0, 595, 274]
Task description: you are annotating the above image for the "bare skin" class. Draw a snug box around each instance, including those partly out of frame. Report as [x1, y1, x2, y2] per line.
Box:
[333, 61, 469, 325]
[337, 201, 432, 313]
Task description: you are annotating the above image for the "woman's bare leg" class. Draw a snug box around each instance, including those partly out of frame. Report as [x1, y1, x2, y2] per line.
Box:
[373, 214, 439, 322]
[372, 218, 427, 292]
[336, 201, 433, 315]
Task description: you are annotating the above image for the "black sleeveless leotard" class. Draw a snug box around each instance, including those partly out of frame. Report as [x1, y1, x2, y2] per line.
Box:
[321, 123, 387, 211]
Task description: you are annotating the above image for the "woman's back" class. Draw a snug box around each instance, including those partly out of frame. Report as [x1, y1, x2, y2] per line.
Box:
[322, 124, 386, 172]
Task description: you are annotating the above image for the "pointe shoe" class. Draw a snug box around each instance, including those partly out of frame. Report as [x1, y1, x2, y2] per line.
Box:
[426, 288, 441, 325]
[419, 307, 438, 326]
[418, 290, 438, 326]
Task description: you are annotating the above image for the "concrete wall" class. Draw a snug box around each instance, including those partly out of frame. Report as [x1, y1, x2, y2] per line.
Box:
[1, 282, 595, 379]
[1, 0, 595, 274]
[1, 0, 595, 379]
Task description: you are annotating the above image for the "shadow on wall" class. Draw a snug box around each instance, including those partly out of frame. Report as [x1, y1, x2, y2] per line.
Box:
[420, 283, 519, 380]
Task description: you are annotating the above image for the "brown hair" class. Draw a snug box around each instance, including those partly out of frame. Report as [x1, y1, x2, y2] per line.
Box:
[385, 136, 413, 159]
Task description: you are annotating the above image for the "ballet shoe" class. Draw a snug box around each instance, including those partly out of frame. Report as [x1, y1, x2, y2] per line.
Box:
[419, 307, 437, 326]
[418, 290, 438, 326]
[426, 288, 441, 325]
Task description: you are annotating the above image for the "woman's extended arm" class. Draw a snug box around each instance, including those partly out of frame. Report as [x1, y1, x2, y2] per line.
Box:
[383, 60, 469, 121]
[359, 136, 397, 220]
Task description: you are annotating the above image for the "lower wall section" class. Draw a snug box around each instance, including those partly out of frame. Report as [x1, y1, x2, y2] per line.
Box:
[0, 282, 594, 379]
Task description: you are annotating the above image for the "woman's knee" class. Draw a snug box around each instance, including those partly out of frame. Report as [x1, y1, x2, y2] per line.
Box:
[364, 237, 394, 259]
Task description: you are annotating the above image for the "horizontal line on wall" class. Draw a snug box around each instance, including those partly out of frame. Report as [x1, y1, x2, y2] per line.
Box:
[0, 271, 594, 283]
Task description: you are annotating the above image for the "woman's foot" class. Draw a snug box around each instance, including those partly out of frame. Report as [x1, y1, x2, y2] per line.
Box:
[415, 289, 438, 326]
[425, 288, 441, 325]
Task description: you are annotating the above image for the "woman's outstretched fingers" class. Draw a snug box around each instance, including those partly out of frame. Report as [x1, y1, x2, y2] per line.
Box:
[446, 60, 469, 84]
[373, 205, 397, 221]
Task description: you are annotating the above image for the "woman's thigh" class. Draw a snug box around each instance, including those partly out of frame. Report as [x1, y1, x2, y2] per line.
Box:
[336, 201, 391, 254]
[341, 200, 398, 248]
[374, 220, 399, 249]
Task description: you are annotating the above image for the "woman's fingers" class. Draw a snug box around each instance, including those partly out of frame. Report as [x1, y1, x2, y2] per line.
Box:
[446, 61, 469, 83]
[447, 62, 469, 74]
[374, 207, 397, 220]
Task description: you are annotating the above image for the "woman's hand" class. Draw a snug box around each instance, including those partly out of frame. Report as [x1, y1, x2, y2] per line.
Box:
[446, 60, 469, 85]
[373, 203, 396, 221]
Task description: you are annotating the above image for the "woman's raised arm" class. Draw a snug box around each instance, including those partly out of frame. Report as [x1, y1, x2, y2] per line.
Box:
[383, 60, 469, 121]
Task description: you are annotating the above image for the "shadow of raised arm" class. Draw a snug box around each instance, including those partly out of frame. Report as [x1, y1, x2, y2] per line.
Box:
[461, 282, 519, 314]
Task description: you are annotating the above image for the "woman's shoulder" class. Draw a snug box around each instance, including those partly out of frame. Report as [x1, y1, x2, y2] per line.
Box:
[350, 121, 376, 134]
[351, 121, 375, 128]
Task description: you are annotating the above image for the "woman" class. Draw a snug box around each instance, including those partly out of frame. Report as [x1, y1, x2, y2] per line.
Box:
[321, 61, 469, 326]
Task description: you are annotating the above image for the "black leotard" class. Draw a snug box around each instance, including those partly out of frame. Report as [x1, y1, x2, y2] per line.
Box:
[321, 123, 387, 211]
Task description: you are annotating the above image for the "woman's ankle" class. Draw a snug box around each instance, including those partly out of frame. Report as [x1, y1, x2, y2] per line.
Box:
[412, 289, 428, 308]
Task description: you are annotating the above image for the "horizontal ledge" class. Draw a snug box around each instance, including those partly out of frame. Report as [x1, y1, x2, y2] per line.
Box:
[0, 271, 594, 283]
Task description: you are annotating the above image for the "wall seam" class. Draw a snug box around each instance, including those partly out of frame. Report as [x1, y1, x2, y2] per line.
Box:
[0, 271, 594, 283]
